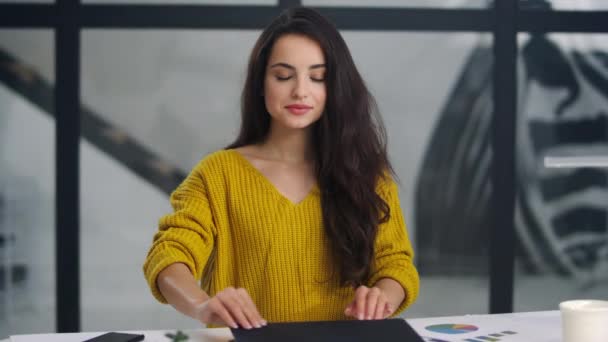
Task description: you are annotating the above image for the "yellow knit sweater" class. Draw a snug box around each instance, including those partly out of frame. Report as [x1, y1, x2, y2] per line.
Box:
[143, 149, 419, 323]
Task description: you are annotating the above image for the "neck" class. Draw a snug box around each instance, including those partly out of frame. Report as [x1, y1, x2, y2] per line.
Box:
[260, 124, 313, 163]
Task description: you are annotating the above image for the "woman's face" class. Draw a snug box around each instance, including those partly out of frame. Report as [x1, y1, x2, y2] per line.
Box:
[263, 34, 327, 132]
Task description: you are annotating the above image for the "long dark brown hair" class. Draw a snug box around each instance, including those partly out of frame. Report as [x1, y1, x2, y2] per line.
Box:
[227, 7, 394, 287]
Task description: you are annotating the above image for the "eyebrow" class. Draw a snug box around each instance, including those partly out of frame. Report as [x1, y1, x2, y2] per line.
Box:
[269, 62, 326, 70]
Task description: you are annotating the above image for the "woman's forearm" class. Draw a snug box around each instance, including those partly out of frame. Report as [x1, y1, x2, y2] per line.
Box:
[157, 262, 210, 319]
[374, 277, 405, 311]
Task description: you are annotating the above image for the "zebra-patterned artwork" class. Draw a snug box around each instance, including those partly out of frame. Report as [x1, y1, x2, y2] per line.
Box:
[416, 1, 608, 285]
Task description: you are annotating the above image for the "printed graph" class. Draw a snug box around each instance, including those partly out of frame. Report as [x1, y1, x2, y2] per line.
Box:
[424, 323, 519, 342]
[425, 324, 479, 334]
[462, 331, 518, 341]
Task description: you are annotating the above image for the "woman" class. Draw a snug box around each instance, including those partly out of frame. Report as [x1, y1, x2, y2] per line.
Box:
[143, 7, 419, 330]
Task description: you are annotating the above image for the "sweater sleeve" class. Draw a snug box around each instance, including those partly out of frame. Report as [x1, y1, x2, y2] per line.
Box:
[143, 162, 217, 303]
[367, 176, 420, 316]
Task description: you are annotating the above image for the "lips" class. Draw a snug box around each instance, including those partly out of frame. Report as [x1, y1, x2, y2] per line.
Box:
[285, 104, 312, 115]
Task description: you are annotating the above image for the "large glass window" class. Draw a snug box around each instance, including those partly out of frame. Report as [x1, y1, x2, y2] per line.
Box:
[514, 32, 608, 311]
[520, 0, 608, 11]
[80, 30, 492, 330]
[82, 0, 277, 5]
[80, 29, 259, 331]
[0, 0, 53, 3]
[0, 29, 55, 338]
[304, 0, 488, 8]
[348, 32, 495, 317]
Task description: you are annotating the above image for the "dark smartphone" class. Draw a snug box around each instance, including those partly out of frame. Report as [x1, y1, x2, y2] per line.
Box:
[83, 332, 145, 342]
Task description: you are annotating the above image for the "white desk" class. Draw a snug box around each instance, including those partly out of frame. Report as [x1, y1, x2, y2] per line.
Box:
[9, 311, 562, 342]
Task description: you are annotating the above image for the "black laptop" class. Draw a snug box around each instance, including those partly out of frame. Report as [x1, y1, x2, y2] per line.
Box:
[231, 318, 424, 342]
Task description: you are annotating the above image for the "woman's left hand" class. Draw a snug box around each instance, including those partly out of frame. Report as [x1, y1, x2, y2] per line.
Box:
[344, 285, 393, 320]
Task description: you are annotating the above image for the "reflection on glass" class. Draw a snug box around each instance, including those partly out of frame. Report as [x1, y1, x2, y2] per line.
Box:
[520, 0, 608, 11]
[82, 0, 276, 4]
[80, 30, 260, 331]
[0, 30, 55, 338]
[393, 32, 493, 316]
[515, 33, 608, 311]
[0, 0, 53, 3]
[81, 29, 492, 323]
[304, 0, 487, 8]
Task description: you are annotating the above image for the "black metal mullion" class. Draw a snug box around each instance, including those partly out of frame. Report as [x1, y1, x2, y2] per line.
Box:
[76, 6, 493, 31]
[55, 0, 81, 333]
[79, 5, 282, 29]
[1, 5, 492, 31]
[519, 10, 608, 33]
[490, 0, 517, 314]
[2, 5, 608, 32]
[320, 7, 491, 31]
[0, 4, 57, 28]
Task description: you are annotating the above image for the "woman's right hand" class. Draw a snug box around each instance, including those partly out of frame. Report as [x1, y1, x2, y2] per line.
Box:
[193, 286, 267, 329]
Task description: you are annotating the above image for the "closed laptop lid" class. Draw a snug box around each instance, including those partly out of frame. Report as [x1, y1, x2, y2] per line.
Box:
[230, 318, 424, 342]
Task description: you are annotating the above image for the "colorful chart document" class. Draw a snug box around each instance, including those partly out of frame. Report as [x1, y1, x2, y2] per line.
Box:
[407, 311, 560, 342]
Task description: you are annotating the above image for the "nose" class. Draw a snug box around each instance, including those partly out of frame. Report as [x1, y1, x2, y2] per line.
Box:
[292, 77, 309, 99]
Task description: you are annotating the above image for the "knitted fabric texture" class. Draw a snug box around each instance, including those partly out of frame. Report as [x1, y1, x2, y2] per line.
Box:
[143, 149, 419, 322]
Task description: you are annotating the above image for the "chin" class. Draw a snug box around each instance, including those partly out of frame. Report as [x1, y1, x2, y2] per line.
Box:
[281, 122, 314, 131]
[277, 116, 318, 130]
[291, 118, 321, 129]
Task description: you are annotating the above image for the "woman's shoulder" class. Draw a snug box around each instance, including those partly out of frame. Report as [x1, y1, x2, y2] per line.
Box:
[201, 148, 237, 163]
[192, 149, 241, 175]
[376, 171, 399, 196]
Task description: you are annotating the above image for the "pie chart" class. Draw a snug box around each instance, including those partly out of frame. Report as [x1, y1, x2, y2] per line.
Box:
[425, 324, 479, 334]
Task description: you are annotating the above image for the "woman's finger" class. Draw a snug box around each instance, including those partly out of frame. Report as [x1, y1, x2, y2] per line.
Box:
[383, 302, 394, 318]
[373, 294, 387, 319]
[237, 288, 266, 327]
[218, 291, 254, 329]
[344, 301, 355, 317]
[206, 298, 238, 328]
[365, 287, 380, 320]
[354, 286, 369, 320]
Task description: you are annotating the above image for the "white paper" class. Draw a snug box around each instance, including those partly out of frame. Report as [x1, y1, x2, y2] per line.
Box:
[407, 311, 561, 342]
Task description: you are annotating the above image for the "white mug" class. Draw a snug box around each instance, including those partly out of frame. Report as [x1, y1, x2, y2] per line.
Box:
[560, 299, 608, 342]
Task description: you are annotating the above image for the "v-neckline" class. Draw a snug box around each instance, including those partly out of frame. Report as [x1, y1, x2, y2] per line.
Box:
[229, 149, 319, 206]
